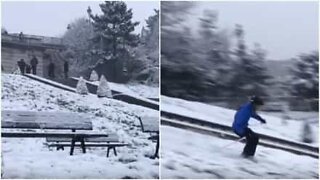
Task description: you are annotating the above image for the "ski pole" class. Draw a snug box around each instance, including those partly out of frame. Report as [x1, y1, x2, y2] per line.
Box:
[221, 136, 246, 149]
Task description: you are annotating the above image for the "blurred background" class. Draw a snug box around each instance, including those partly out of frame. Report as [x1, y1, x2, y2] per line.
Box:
[161, 1, 318, 112]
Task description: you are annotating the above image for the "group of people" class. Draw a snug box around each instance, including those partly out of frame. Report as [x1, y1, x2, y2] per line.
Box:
[17, 56, 69, 79]
[17, 56, 38, 75]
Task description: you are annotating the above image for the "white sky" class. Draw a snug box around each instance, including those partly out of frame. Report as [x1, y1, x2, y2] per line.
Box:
[1, 1, 159, 37]
[186, 1, 319, 60]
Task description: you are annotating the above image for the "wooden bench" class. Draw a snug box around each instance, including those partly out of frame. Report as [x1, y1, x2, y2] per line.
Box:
[138, 116, 159, 159]
[46, 134, 128, 157]
[2, 131, 128, 157]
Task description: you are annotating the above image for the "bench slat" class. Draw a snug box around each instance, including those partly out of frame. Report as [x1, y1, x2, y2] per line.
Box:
[2, 131, 109, 138]
[46, 134, 119, 142]
[47, 143, 128, 147]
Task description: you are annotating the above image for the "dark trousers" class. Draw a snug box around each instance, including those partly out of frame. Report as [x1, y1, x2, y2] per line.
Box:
[236, 128, 259, 156]
[19, 66, 25, 74]
[64, 71, 68, 79]
[31, 66, 37, 75]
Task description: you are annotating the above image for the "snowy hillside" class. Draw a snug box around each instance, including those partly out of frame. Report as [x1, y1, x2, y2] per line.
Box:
[1, 74, 159, 179]
[162, 96, 318, 146]
[161, 126, 318, 179]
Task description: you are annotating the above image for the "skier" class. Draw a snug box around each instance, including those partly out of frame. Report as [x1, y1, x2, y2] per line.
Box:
[232, 96, 266, 158]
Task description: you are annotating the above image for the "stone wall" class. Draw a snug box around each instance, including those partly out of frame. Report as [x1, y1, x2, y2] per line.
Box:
[2, 47, 44, 76]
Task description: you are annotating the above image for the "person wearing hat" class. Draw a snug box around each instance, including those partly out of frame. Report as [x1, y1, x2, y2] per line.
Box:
[232, 96, 266, 158]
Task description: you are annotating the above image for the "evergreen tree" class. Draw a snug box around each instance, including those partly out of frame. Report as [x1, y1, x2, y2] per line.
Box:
[63, 17, 95, 76]
[88, 2, 139, 60]
[290, 51, 318, 99]
[301, 121, 313, 143]
[230, 25, 269, 97]
[89, 70, 99, 81]
[198, 10, 233, 97]
[129, 9, 159, 85]
[76, 76, 89, 95]
[97, 75, 112, 98]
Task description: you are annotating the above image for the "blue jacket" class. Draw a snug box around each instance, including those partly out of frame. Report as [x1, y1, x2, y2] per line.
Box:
[232, 102, 263, 136]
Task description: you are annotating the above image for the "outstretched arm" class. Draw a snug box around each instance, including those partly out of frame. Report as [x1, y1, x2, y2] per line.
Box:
[252, 111, 266, 123]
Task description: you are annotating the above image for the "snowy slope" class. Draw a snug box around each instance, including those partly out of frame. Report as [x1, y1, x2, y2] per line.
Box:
[161, 126, 318, 179]
[162, 96, 319, 146]
[1, 74, 159, 179]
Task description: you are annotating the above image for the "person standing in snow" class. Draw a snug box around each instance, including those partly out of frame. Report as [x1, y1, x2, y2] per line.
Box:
[30, 55, 38, 75]
[25, 63, 31, 74]
[17, 59, 26, 75]
[48, 61, 55, 78]
[64, 60, 69, 79]
[232, 96, 266, 158]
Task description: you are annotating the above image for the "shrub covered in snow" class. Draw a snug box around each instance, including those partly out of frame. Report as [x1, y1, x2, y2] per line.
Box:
[97, 75, 112, 98]
[301, 121, 313, 143]
[89, 70, 99, 81]
[76, 76, 89, 95]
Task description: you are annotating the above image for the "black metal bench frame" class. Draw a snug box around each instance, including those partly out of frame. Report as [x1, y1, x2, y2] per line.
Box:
[138, 117, 159, 159]
[47, 143, 128, 157]
[1, 131, 122, 156]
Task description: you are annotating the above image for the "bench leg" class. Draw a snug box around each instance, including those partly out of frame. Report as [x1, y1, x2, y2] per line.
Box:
[113, 147, 117, 156]
[107, 147, 111, 157]
[57, 145, 64, 151]
[70, 139, 76, 156]
[154, 137, 159, 158]
[80, 139, 86, 154]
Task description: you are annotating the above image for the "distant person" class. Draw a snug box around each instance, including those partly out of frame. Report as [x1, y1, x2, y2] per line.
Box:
[26, 64, 31, 74]
[17, 59, 26, 74]
[19, 32, 24, 41]
[232, 96, 266, 158]
[64, 60, 69, 79]
[48, 62, 55, 78]
[30, 56, 38, 75]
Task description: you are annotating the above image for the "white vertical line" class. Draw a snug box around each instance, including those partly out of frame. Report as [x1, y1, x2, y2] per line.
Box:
[158, 0, 162, 178]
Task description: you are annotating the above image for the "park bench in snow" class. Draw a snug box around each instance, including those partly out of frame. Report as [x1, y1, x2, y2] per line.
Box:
[2, 110, 128, 156]
[138, 116, 159, 158]
[46, 134, 129, 157]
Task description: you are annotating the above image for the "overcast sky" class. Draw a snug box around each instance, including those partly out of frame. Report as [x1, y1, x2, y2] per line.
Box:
[186, 1, 318, 60]
[2, 1, 159, 37]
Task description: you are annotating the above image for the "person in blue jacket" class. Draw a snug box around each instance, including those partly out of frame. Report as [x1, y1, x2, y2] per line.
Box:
[232, 96, 266, 157]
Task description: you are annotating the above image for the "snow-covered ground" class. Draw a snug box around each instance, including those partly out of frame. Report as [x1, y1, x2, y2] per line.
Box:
[72, 77, 159, 99]
[161, 125, 318, 179]
[162, 96, 319, 146]
[1, 74, 159, 179]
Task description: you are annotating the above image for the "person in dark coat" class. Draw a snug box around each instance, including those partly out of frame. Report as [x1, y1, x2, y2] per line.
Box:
[25, 64, 31, 74]
[48, 62, 55, 78]
[64, 60, 69, 79]
[17, 59, 26, 74]
[30, 56, 38, 75]
[232, 96, 266, 158]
